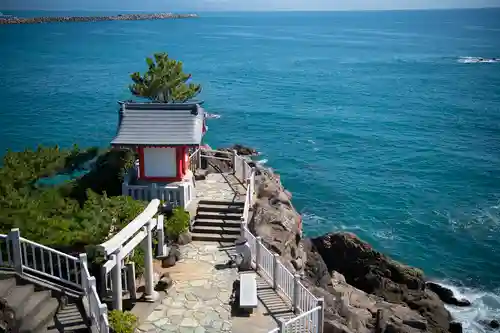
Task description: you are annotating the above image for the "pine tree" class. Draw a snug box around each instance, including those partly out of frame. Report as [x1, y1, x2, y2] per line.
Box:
[129, 53, 201, 103]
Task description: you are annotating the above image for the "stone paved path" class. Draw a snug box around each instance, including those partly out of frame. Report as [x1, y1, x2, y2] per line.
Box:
[195, 173, 246, 202]
[137, 242, 238, 333]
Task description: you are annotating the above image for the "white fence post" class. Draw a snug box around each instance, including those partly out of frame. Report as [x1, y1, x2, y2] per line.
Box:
[143, 219, 158, 302]
[278, 318, 287, 333]
[232, 150, 237, 173]
[157, 215, 166, 257]
[99, 303, 109, 333]
[240, 217, 246, 237]
[255, 236, 262, 272]
[272, 253, 279, 290]
[110, 252, 122, 311]
[293, 274, 300, 314]
[8, 228, 23, 274]
[318, 297, 325, 333]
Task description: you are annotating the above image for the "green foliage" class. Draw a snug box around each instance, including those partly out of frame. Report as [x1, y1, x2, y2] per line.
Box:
[165, 207, 190, 239]
[0, 145, 145, 251]
[109, 310, 138, 333]
[130, 52, 201, 103]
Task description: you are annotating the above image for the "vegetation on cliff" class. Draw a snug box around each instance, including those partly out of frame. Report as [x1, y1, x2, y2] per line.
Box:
[0, 145, 145, 250]
[130, 52, 201, 103]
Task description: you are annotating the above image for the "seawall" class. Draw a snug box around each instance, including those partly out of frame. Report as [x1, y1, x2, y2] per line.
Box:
[0, 13, 198, 25]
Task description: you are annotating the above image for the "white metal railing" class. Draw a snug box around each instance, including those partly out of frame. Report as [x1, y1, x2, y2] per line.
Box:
[237, 163, 324, 333]
[122, 183, 185, 205]
[279, 306, 321, 333]
[80, 254, 109, 333]
[0, 229, 109, 333]
[0, 234, 12, 268]
[19, 237, 81, 289]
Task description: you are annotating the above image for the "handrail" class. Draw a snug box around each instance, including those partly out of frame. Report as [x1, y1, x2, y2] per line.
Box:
[20, 237, 78, 260]
[284, 306, 321, 326]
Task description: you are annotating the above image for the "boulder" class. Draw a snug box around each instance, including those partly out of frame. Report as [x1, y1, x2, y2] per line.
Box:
[490, 320, 500, 329]
[228, 144, 258, 156]
[308, 232, 451, 333]
[177, 231, 192, 245]
[448, 322, 463, 333]
[162, 244, 180, 268]
[425, 282, 471, 307]
[155, 272, 173, 292]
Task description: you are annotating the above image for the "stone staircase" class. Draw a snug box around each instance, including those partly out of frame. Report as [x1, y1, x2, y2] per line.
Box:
[191, 200, 244, 243]
[0, 273, 88, 333]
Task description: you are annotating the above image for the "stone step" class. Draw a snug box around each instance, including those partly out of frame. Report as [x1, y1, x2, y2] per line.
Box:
[194, 219, 241, 228]
[19, 296, 59, 333]
[197, 204, 244, 214]
[191, 232, 239, 243]
[18, 289, 52, 319]
[192, 225, 241, 235]
[0, 277, 17, 297]
[198, 200, 244, 206]
[195, 212, 242, 220]
[4, 283, 35, 313]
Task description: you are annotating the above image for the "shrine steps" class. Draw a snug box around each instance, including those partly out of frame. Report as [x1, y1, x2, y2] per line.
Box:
[0, 273, 88, 333]
[191, 200, 244, 243]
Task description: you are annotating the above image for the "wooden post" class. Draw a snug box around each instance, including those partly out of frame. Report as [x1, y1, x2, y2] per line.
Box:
[255, 237, 262, 272]
[79, 253, 88, 291]
[317, 297, 325, 333]
[272, 253, 279, 290]
[8, 228, 22, 274]
[142, 219, 158, 302]
[126, 262, 137, 300]
[293, 274, 300, 314]
[110, 252, 122, 311]
[197, 148, 202, 169]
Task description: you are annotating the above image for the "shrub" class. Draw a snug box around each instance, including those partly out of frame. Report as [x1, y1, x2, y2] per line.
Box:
[165, 207, 190, 240]
[108, 310, 138, 333]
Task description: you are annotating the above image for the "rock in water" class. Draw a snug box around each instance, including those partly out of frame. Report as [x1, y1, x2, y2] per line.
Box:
[426, 282, 472, 307]
[449, 321, 463, 333]
[490, 320, 500, 329]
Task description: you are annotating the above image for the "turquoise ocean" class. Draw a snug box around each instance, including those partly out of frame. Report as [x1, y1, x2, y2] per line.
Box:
[1, 8, 499, 331]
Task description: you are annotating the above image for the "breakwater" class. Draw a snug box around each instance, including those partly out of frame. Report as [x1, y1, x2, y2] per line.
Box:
[0, 13, 198, 25]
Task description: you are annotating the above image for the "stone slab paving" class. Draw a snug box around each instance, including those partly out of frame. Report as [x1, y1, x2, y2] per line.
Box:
[137, 240, 290, 333]
[195, 173, 246, 202]
[137, 241, 237, 333]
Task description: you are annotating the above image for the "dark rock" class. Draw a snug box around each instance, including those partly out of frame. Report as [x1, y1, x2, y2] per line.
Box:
[228, 144, 258, 156]
[177, 231, 192, 245]
[490, 320, 500, 329]
[194, 169, 208, 180]
[309, 232, 451, 333]
[449, 321, 463, 333]
[155, 272, 173, 291]
[426, 282, 472, 307]
[162, 245, 180, 268]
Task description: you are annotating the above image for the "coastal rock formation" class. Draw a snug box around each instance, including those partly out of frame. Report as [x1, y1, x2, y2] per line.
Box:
[426, 282, 471, 307]
[241, 147, 456, 333]
[0, 13, 197, 25]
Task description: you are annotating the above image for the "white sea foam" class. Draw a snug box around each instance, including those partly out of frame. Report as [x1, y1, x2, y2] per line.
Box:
[458, 56, 499, 64]
[256, 158, 268, 165]
[431, 280, 500, 333]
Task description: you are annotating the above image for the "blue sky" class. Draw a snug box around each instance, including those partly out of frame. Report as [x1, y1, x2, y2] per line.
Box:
[2, 0, 500, 11]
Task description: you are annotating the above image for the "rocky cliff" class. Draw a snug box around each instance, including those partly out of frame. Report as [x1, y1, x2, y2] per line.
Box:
[221, 146, 461, 333]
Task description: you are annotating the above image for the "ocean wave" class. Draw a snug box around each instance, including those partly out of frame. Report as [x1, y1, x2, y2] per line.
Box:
[458, 57, 499, 64]
[434, 280, 500, 333]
